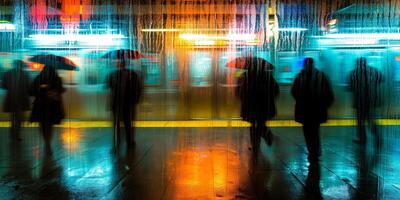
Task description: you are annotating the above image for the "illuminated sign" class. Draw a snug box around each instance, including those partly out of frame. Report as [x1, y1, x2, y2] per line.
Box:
[0, 21, 16, 32]
[25, 33, 127, 48]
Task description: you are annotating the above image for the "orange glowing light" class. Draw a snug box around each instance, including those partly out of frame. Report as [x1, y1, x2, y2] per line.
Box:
[167, 145, 240, 199]
[61, 129, 81, 152]
[27, 62, 44, 71]
[60, 0, 92, 29]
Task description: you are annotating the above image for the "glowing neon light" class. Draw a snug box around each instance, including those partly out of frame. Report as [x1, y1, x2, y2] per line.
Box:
[194, 40, 215, 45]
[324, 33, 400, 39]
[28, 34, 126, 47]
[0, 23, 16, 31]
[327, 19, 337, 26]
[179, 33, 257, 41]
[318, 38, 378, 46]
[278, 28, 308, 32]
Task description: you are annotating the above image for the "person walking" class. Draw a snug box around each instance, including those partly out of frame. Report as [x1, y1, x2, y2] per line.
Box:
[237, 58, 279, 156]
[348, 57, 383, 146]
[291, 58, 334, 163]
[107, 59, 143, 150]
[2, 60, 31, 141]
[30, 66, 65, 155]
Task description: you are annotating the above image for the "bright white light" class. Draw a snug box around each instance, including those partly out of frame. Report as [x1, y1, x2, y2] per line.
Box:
[28, 34, 126, 46]
[194, 40, 215, 46]
[179, 33, 257, 41]
[179, 34, 210, 40]
[318, 38, 378, 46]
[324, 33, 400, 39]
[0, 23, 16, 31]
[278, 28, 308, 32]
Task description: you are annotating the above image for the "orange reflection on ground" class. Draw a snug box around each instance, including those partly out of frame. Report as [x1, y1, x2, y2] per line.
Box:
[168, 145, 240, 199]
[61, 129, 82, 153]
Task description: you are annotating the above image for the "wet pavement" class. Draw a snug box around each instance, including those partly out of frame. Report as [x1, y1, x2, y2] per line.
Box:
[0, 125, 399, 199]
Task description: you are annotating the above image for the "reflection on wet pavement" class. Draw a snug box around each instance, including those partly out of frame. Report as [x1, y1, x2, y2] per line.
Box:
[0, 126, 399, 199]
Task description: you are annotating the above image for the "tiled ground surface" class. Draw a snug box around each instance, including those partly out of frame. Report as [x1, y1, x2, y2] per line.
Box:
[0, 125, 399, 199]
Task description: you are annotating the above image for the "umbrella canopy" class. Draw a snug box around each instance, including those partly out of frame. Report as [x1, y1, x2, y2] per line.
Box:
[28, 54, 79, 71]
[226, 56, 273, 71]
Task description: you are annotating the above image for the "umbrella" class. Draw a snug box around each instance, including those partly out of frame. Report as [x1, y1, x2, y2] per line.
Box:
[101, 49, 155, 60]
[28, 54, 79, 71]
[226, 56, 274, 71]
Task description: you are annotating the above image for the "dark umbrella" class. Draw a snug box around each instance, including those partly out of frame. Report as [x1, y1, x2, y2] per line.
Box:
[226, 56, 273, 71]
[28, 54, 79, 71]
[102, 49, 155, 60]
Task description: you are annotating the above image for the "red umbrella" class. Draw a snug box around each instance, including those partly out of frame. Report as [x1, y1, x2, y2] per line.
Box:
[28, 54, 79, 71]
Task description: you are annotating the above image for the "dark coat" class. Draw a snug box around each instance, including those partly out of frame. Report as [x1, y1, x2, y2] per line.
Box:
[1, 67, 30, 112]
[237, 70, 279, 122]
[29, 67, 65, 124]
[291, 68, 334, 124]
[107, 69, 143, 116]
[348, 66, 383, 110]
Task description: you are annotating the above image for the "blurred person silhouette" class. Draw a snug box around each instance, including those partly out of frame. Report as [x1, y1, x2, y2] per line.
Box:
[29, 65, 65, 155]
[237, 58, 279, 157]
[291, 58, 334, 163]
[107, 59, 143, 150]
[349, 57, 383, 146]
[1, 60, 30, 141]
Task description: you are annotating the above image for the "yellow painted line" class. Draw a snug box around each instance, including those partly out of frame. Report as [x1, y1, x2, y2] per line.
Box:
[0, 119, 397, 128]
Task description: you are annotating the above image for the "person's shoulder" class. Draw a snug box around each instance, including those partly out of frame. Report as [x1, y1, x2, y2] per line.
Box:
[319, 71, 329, 78]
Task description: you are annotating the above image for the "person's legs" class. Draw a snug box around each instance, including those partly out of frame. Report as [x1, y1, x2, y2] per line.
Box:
[259, 120, 273, 146]
[249, 122, 261, 153]
[355, 108, 367, 144]
[40, 121, 53, 155]
[123, 109, 134, 147]
[113, 112, 121, 152]
[303, 123, 321, 163]
[10, 112, 23, 140]
[368, 108, 380, 149]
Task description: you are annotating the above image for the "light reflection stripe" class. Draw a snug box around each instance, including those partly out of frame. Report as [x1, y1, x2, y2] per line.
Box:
[0, 119, 398, 128]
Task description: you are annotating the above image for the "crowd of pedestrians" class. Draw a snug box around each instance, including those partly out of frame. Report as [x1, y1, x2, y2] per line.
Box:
[237, 57, 383, 163]
[1, 56, 383, 160]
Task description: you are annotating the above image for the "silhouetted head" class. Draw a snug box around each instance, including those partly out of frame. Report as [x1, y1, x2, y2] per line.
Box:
[356, 57, 367, 69]
[248, 58, 265, 75]
[303, 57, 315, 72]
[117, 59, 127, 69]
[42, 65, 57, 77]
